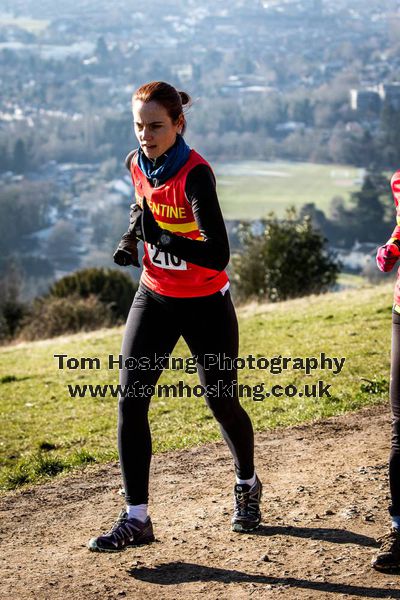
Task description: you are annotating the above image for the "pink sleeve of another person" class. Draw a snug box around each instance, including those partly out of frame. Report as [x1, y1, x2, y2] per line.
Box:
[376, 171, 400, 272]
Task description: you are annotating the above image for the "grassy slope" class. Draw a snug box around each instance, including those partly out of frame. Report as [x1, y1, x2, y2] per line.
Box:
[214, 161, 362, 219]
[0, 282, 393, 489]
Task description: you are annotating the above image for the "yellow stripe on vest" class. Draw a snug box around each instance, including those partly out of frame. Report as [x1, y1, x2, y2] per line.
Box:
[155, 219, 199, 234]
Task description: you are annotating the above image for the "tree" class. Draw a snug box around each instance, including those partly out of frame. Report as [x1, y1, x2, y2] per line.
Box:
[299, 203, 328, 231]
[46, 221, 79, 259]
[13, 139, 28, 173]
[380, 103, 400, 167]
[328, 196, 354, 246]
[0, 181, 52, 256]
[232, 208, 340, 302]
[0, 140, 10, 172]
[289, 97, 314, 125]
[349, 171, 390, 242]
[95, 36, 109, 61]
[0, 261, 27, 341]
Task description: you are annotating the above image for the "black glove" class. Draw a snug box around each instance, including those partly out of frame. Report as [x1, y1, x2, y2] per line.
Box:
[128, 203, 143, 238]
[113, 231, 140, 267]
[136, 197, 163, 245]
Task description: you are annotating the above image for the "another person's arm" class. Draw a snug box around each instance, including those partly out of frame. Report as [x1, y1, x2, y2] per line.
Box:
[377, 171, 400, 272]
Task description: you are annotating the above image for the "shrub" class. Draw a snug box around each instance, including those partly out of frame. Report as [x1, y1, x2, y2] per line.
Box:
[48, 267, 136, 320]
[232, 208, 340, 302]
[18, 294, 114, 340]
[0, 262, 28, 343]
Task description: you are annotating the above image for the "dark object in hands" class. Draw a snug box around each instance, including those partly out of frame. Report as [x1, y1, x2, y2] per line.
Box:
[129, 203, 143, 238]
[113, 232, 140, 267]
[137, 197, 163, 245]
[113, 201, 143, 267]
[128, 198, 172, 249]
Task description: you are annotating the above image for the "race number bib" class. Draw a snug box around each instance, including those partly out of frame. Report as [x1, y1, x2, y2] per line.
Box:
[147, 244, 187, 270]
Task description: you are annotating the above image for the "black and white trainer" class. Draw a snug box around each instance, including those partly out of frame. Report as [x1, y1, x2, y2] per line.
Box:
[232, 475, 262, 532]
[371, 528, 400, 571]
[88, 510, 155, 552]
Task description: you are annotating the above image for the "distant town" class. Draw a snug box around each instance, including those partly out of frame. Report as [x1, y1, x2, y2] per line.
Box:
[1, 0, 399, 297]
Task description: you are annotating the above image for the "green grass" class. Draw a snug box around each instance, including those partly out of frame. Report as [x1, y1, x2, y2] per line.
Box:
[0, 282, 394, 490]
[214, 161, 362, 219]
[336, 272, 365, 289]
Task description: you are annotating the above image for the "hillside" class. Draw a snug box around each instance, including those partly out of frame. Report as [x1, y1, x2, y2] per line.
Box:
[0, 280, 395, 490]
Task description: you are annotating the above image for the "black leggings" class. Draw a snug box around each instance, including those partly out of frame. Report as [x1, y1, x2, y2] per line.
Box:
[390, 311, 400, 515]
[118, 284, 255, 505]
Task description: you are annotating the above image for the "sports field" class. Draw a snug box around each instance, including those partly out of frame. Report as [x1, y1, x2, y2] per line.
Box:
[214, 161, 363, 219]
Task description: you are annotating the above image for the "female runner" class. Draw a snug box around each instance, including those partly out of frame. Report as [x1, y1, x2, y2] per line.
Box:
[373, 170, 400, 570]
[88, 81, 262, 552]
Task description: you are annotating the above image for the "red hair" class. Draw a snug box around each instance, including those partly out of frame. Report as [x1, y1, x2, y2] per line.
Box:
[132, 81, 191, 134]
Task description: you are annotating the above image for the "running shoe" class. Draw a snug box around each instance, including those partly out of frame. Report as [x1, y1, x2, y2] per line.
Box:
[88, 510, 155, 552]
[371, 528, 400, 571]
[232, 475, 262, 532]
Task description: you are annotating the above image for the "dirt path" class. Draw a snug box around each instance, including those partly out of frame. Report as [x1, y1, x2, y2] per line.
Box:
[2, 405, 400, 599]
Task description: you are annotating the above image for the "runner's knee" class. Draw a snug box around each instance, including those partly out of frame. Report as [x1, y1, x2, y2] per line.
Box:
[207, 397, 243, 425]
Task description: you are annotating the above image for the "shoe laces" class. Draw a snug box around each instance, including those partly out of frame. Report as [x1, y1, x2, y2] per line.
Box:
[108, 511, 127, 533]
[234, 484, 260, 515]
[106, 512, 141, 541]
[377, 529, 400, 552]
[235, 490, 250, 513]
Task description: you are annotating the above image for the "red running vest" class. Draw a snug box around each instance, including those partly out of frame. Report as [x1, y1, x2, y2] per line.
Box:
[130, 149, 229, 297]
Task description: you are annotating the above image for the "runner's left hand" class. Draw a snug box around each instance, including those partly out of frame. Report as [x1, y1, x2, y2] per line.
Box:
[113, 232, 140, 267]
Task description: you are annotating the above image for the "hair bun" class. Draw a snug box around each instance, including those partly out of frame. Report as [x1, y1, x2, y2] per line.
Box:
[178, 90, 191, 107]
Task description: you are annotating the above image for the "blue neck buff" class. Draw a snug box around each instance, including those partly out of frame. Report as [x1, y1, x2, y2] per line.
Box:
[137, 134, 191, 185]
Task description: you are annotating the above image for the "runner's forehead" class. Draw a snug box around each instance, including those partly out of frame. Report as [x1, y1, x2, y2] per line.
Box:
[132, 100, 169, 125]
[133, 117, 165, 126]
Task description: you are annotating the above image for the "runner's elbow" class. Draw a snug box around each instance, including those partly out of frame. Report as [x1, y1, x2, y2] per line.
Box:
[214, 246, 230, 271]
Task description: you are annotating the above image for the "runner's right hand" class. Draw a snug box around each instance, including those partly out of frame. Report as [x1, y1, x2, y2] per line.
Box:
[113, 232, 140, 267]
[376, 242, 400, 272]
